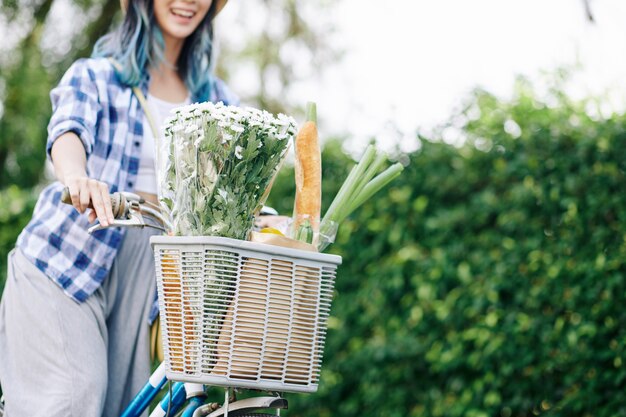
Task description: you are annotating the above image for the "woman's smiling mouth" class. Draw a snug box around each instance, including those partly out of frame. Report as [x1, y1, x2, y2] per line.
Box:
[171, 7, 195, 19]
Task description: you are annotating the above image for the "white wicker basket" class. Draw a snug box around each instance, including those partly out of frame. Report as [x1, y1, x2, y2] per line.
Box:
[150, 235, 342, 393]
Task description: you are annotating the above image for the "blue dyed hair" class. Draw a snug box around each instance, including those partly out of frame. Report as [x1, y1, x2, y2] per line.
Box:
[93, 0, 218, 101]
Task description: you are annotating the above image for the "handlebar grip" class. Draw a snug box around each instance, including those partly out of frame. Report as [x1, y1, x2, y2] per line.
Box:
[60, 187, 126, 219]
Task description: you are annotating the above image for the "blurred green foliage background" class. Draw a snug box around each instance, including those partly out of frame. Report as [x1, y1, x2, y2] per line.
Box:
[2, 0, 626, 416]
[265, 74, 626, 416]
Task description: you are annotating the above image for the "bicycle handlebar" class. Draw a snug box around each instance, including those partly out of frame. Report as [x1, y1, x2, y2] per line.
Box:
[60, 187, 168, 233]
[60, 187, 279, 235]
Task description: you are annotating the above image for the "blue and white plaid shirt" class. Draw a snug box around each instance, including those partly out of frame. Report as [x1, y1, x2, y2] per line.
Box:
[17, 57, 238, 319]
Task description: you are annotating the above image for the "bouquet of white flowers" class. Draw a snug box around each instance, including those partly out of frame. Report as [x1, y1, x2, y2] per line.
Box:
[158, 102, 297, 238]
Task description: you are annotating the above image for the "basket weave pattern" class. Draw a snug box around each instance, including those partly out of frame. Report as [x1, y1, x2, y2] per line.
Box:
[153, 237, 340, 393]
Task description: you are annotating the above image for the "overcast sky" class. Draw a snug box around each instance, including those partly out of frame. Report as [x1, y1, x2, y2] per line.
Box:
[222, 0, 626, 152]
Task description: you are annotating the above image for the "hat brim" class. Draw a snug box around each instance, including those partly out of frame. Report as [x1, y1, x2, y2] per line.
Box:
[120, 0, 227, 17]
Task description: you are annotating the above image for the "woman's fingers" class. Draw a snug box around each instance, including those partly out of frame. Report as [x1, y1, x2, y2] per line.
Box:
[79, 180, 92, 213]
[88, 180, 110, 226]
[64, 176, 112, 225]
[99, 182, 115, 224]
[65, 177, 86, 213]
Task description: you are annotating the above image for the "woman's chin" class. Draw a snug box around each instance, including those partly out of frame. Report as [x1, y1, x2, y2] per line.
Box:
[163, 26, 196, 41]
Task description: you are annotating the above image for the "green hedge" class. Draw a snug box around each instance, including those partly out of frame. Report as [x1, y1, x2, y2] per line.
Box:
[0, 186, 37, 293]
[267, 78, 626, 416]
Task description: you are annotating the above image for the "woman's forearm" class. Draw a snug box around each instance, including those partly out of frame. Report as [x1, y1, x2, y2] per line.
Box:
[50, 132, 88, 184]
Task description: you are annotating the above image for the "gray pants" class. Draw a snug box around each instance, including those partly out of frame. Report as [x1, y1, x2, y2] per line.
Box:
[0, 227, 159, 417]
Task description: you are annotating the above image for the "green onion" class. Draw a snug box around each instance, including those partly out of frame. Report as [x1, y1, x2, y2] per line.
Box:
[347, 162, 404, 215]
[295, 219, 314, 244]
[322, 144, 376, 225]
[318, 146, 404, 251]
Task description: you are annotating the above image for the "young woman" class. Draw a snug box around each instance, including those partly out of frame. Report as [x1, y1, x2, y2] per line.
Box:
[0, 0, 237, 415]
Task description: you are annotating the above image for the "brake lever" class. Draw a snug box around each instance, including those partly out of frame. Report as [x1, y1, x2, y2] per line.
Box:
[120, 191, 144, 204]
[88, 206, 167, 233]
[88, 216, 145, 233]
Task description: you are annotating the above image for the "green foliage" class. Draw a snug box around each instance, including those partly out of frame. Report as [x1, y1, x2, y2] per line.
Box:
[268, 77, 626, 416]
[0, 32, 54, 189]
[0, 0, 118, 189]
[0, 186, 37, 292]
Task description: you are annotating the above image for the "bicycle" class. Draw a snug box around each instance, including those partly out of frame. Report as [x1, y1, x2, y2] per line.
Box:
[1, 188, 341, 417]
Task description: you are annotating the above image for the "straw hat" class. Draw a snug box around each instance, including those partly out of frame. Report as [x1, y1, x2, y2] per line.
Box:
[119, 0, 228, 16]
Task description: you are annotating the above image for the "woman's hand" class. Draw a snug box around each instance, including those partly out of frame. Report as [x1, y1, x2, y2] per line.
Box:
[51, 132, 115, 227]
[64, 174, 115, 226]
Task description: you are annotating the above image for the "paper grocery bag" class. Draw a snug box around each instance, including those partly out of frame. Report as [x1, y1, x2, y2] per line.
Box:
[211, 257, 268, 379]
[160, 252, 203, 375]
[159, 253, 185, 373]
[248, 231, 317, 252]
[210, 233, 320, 384]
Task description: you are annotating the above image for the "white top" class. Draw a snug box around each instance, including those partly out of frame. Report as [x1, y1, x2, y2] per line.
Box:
[135, 93, 190, 194]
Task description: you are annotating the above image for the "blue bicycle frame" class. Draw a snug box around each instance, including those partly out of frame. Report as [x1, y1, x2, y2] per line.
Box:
[119, 363, 207, 417]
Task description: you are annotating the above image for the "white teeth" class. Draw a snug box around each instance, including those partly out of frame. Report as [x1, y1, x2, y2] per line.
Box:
[171, 8, 194, 18]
